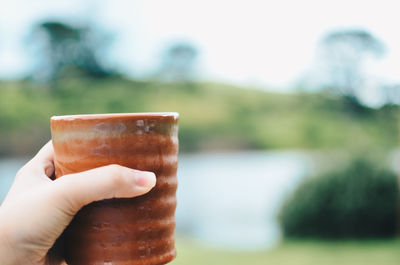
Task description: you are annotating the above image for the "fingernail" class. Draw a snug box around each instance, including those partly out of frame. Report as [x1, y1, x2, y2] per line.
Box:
[136, 172, 156, 187]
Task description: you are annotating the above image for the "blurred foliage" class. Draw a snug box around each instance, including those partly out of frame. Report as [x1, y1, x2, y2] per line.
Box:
[279, 155, 399, 238]
[306, 28, 389, 109]
[0, 78, 399, 156]
[30, 21, 114, 81]
[156, 42, 199, 82]
[172, 237, 400, 265]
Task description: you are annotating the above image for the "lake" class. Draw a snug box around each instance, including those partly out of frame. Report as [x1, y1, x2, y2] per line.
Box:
[0, 151, 310, 249]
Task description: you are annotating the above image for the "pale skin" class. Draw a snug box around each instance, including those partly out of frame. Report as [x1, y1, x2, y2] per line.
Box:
[0, 141, 157, 265]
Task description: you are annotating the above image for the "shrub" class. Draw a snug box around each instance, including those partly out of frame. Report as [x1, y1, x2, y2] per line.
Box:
[278, 156, 399, 238]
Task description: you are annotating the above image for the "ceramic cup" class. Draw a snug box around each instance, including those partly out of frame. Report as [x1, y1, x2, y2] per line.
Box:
[50, 112, 179, 265]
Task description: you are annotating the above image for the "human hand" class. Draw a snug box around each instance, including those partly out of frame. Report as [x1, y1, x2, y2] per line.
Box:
[0, 141, 156, 265]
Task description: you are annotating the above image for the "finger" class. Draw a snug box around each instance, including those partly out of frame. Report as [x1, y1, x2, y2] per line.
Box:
[34, 140, 54, 165]
[18, 141, 55, 179]
[6, 142, 54, 200]
[51, 164, 156, 214]
[32, 140, 55, 178]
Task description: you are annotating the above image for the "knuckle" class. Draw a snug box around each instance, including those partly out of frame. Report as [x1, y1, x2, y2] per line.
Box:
[107, 163, 121, 172]
[107, 165, 125, 186]
[107, 164, 122, 174]
[111, 174, 125, 189]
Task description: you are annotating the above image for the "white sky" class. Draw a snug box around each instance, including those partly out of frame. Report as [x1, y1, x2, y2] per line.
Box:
[1, 0, 400, 90]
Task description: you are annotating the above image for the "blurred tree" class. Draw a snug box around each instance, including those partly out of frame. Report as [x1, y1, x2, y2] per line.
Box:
[279, 155, 398, 239]
[318, 29, 385, 109]
[30, 21, 113, 81]
[156, 42, 198, 82]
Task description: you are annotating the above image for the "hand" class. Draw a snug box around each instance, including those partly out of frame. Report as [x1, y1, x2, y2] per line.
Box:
[0, 141, 156, 265]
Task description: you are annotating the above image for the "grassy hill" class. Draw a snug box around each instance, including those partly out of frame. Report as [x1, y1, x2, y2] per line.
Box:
[0, 78, 398, 156]
[172, 237, 400, 265]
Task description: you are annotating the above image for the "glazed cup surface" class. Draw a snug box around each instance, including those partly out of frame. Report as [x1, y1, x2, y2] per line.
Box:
[50, 112, 179, 265]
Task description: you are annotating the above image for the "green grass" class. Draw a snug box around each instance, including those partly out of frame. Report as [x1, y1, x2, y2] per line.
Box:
[0, 78, 399, 156]
[171, 237, 400, 265]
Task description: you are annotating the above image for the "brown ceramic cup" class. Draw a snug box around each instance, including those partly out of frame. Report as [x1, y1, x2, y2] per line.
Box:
[50, 112, 179, 265]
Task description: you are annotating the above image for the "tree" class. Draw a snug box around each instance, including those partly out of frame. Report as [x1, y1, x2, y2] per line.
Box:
[156, 42, 198, 82]
[30, 21, 113, 81]
[316, 29, 385, 108]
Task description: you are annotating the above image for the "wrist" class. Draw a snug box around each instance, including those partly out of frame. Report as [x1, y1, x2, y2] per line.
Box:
[0, 212, 35, 265]
[0, 221, 17, 265]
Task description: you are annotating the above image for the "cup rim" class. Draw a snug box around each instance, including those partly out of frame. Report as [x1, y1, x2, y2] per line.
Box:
[51, 112, 179, 121]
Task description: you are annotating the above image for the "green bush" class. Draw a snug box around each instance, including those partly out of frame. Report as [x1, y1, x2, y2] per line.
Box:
[279, 156, 399, 238]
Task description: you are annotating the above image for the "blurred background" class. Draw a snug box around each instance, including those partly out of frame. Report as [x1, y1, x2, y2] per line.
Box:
[1, 0, 400, 264]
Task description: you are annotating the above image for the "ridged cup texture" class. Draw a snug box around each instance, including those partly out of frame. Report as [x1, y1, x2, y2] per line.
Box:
[50, 113, 179, 265]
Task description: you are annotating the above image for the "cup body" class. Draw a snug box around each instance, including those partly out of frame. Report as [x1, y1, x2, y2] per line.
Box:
[50, 112, 179, 265]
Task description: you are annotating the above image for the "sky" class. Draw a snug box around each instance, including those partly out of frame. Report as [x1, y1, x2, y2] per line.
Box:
[1, 0, 400, 92]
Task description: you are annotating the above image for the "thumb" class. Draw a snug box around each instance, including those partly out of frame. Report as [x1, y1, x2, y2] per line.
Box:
[52, 164, 156, 215]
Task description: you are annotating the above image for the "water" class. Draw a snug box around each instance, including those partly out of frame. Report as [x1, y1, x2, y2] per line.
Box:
[0, 151, 310, 249]
[176, 151, 310, 249]
[0, 157, 29, 201]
